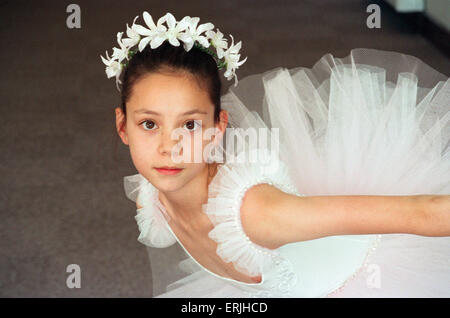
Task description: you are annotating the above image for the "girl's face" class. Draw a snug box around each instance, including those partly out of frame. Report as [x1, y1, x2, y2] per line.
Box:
[116, 71, 227, 193]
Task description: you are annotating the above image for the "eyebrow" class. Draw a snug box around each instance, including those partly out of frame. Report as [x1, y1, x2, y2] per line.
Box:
[134, 108, 209, 116]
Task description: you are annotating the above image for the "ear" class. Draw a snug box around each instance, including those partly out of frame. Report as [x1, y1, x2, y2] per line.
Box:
[211, 109, 228, 145]
[115, 107, 129, 145]
[214, 109, 228, 143]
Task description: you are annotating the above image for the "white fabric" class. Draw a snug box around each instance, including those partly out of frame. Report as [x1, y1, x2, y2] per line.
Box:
[204, 146, 301, 278]
[123, 48, 450, 297]
[124, 174, 176, 248]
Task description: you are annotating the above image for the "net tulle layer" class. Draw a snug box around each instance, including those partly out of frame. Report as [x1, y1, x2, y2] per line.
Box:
[149, 48, 450, 297]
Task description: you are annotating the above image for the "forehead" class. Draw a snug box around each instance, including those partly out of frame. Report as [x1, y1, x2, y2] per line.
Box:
[127, 72, 213, 114]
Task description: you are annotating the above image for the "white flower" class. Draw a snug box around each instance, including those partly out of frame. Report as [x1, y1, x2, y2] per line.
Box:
[106, 61, 122, 80]
[132, 11, 168, 52]
[222, 35, 247, 86]
[206, 28, 228, 59]
[101, 11, 247, 90]
[181, 16, 214, 51]
[112, 65, 123, 91]
[100, 50, 123, 91]
[111, 32, 129, 63]
[163, 12, 190, 47]
[100, 51, 118, 77]
[122, 15, 141, 48]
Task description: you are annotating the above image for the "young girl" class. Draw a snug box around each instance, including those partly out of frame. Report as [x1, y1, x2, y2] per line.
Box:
[103, 12, 450, 297]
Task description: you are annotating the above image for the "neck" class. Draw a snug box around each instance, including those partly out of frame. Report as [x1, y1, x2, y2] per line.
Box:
[158, 163, 218, 227]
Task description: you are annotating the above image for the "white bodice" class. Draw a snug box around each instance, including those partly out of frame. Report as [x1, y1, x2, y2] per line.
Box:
[124, 148, 306, 296]
[123, 48, 450, 297]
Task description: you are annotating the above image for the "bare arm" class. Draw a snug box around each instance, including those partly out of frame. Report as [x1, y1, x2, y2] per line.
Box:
[240, 184, 450, 249]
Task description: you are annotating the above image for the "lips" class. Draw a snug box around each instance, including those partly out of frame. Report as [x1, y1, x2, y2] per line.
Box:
[154, 166, 183, 175]
[156, 166, 182, 170]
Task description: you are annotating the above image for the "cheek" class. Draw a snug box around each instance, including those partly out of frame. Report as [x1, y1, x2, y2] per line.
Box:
[128, 133, 157, 170]
[129, 145, 150, 174]
[192, 131, 216, 163]
[177, 132, 205, 163]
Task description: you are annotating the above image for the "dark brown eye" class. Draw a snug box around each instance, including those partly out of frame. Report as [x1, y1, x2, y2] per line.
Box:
[183, 120, 201, 132]
[186, 121, 194, 130]
[142, 120, 157, 131]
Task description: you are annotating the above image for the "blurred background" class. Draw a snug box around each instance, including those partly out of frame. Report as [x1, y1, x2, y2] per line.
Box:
[0, 0, 448, 297]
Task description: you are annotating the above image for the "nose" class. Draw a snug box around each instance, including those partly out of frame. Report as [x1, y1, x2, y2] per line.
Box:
[157, 128, 182, 157]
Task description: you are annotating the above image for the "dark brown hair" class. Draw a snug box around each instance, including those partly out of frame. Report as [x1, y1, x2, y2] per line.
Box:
[113, 41, 223, 167]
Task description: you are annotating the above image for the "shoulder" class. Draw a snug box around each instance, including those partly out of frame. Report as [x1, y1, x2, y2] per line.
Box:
[240, 183, 289, 249]
[240, 183, 298, 249]
[203, 150, 301, 276]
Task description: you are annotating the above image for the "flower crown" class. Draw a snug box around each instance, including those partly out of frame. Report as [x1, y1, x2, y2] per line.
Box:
[101, 11, 248, 91]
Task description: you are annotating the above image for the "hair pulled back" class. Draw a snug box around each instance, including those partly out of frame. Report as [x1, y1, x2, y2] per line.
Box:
[120, 41, 222, 121]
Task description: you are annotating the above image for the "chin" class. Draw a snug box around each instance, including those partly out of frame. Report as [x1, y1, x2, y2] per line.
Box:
[156, 182, 183, 193]
[150, 173, 187, 193]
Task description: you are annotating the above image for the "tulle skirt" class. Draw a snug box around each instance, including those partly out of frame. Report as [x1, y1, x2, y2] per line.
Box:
[148, 48, 450, 297]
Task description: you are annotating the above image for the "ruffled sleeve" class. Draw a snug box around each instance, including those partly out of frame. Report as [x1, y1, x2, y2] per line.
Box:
[123, 173, 176, 248]
[202, 149, 303, 277]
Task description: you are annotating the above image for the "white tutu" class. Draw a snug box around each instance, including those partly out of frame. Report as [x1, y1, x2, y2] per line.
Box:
[124, 48, 450, 297]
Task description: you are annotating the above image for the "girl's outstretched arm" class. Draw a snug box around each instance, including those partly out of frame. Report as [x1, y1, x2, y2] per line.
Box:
[240, 184, 450, 249]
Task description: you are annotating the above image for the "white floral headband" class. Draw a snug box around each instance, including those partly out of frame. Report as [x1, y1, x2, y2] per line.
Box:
[100, 11, 248, 91]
